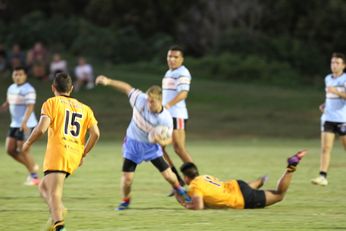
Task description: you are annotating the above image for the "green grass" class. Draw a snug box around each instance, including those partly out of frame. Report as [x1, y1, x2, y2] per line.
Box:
[1, 140, 346, 230]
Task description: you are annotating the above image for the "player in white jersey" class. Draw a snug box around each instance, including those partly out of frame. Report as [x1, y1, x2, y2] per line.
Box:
[162, 45, 193, 187]
[96, 75, 191, 210]
[311, 53, 346, 186]
[0, 66, 40, 185]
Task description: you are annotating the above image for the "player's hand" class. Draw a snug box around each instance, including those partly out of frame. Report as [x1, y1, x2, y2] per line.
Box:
[319, 103, 325, 112]
[174, 191, 186, 206]
[0, 102, 8, 112]
[326, 86, 338, 94]
[153, 134, 172, 146]
[95, 75, 110, 86]
[21, 122, 29, 133]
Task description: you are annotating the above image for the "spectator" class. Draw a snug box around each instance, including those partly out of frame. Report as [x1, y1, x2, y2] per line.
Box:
[74, 56, 94, 91]
[26, 42, 49, 80]
[49, 53, 68, 79]
[9, 43, 26, 70]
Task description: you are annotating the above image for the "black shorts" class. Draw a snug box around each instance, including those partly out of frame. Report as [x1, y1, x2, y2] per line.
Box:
[173, 117, 188, 130]
[122, 156, 169, 172]
[7, 127, 34, 141]
[322, 121, 346, 136]
[237, 180, 266, 209]
[44, 170, 70, 178]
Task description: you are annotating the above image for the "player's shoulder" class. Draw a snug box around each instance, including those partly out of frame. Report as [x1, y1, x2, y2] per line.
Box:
[177, 65, 191, 77]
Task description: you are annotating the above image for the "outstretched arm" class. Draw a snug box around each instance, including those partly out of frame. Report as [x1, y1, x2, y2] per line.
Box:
[95, 75, 133, 95]
[22, 115, 51, 152]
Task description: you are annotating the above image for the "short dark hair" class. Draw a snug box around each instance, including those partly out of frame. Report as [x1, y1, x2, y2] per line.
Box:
[180, 162, 199, 179]
[53, 72, 73, 93]
[169, 45, 184, 57]
[13, 66, 27, 74]
[332, 52, 346, 64]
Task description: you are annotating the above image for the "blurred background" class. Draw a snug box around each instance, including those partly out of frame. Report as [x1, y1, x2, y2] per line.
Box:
[1, 0, 345, 140]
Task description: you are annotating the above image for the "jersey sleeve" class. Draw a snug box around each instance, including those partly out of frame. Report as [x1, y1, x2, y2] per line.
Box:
[41, 99, 54, 121]
[176, 69, 191, 92]
[85, 106, 98, 128]
[128, 88, 146, 110]
[24, 86, 36, 105]
[188, 181, 203, 197]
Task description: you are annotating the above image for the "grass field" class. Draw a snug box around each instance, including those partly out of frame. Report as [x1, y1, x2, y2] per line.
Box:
[1, 139, 346, 231]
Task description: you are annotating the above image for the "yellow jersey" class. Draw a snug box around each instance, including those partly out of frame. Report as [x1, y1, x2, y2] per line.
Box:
[188, 175, 245, 209]
[41, 95, 97, 174]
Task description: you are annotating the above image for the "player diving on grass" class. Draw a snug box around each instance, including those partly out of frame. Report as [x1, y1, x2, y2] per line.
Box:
[95, 75, 191, 210]
[175, 150, 307, 210]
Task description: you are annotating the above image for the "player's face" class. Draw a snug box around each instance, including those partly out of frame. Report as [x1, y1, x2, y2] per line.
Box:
[12, 70, 27, 85]
[331, 57, 346, 75]
[148, 96, 162, 113]
[167, 50, 184, 70]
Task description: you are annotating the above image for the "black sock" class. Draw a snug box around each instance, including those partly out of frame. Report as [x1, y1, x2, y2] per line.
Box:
[319, 171, 327, 178]
[171, 166, 185, 186]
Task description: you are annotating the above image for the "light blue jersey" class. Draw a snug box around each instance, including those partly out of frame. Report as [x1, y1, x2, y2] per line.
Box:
[162, 65, 191, 119]
[321, 73, 346, 122]
[126, 89, 173, 143]
[7, 82, 38, 128]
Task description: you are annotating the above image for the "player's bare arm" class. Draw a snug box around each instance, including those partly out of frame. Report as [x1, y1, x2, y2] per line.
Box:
[165, 91, 188, 109]
[184, 196, 204, 210]
[22, 115, 51, 152]
[21, 103, 35, 132]
[83, 124, 100, 157]
[96, 75, 133, 95]
[0, 100, 8, 112]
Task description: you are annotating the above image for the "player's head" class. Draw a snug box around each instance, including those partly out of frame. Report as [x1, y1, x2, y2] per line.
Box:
[180, 162, 199, 184]
[167, 45, 184, 70]
[331, 52, 346, 75]
[12, 66, 27, 85]
[52, 72, 73, 95]
[146, 85, 162, 113]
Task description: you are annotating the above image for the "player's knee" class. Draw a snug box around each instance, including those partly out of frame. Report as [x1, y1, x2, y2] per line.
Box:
[321, 146, 332, 154]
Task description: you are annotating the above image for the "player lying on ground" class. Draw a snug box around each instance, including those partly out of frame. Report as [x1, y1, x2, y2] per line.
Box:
[175, 150, 307, 210]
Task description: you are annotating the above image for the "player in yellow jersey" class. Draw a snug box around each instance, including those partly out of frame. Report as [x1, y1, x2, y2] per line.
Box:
[175, 150, 307, 210]
[22, 72, 100, 231]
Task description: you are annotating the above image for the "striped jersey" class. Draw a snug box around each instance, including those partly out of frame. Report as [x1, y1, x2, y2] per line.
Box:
[322, 73, 346, 122]
[162, 65, 191, 119]
[126, 89, 173, 143]
[7, 82, 38, 128]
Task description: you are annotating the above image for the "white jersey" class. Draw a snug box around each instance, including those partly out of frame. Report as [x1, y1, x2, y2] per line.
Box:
[126, 89, 173, 143]
[321, 73, 346, 122]
[7, 82, 38, 128]
[162, 65, 191, 119]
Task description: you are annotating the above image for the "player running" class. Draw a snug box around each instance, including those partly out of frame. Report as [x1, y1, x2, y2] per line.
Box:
[22, 72, 100, 231]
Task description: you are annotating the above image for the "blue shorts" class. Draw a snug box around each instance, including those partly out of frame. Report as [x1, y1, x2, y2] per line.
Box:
[122, 137, 163, 164]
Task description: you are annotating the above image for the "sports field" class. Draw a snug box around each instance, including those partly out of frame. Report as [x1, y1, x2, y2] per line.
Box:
[1, 139, 345, 231]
